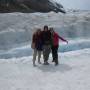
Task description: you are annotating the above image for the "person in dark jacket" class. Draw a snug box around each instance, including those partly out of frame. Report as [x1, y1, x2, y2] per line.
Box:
[50, 28, 68, 66]
[32, 29, 43, 66]
[42, 25, 52, 65]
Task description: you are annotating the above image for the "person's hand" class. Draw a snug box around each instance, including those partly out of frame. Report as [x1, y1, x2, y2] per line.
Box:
[66, 41, 68, 44]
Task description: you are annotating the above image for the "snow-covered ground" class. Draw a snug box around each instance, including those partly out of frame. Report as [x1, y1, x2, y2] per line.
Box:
[0, 48, 90, 90]
[0, 10, 90, 90]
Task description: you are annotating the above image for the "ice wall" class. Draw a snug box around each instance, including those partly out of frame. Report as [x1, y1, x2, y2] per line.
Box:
[0, 11, 90, 58]
[0, 12, 90, 50]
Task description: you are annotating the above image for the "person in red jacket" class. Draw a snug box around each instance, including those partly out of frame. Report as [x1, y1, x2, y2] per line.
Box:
[50, 28, 68, 66]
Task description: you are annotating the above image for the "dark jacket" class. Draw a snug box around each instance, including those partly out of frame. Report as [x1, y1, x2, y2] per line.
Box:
[42, 30, 52, 45]
[32, 32, 43, 51]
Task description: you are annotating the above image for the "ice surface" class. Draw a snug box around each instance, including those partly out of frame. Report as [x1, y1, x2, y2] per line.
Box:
[0, 10, 90, 90]
[0, 49, 90, 90]
[0, 11, 90, 58]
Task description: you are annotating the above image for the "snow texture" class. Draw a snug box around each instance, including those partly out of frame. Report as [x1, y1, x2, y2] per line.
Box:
[0, 11, 90, 58]
[0, 10, 90, 90]
[0, 49, 90, 90]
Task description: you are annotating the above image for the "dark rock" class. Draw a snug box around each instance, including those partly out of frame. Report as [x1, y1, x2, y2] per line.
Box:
[0, 0, 66, 13]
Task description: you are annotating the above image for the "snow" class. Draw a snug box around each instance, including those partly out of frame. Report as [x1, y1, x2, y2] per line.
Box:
[0, 10, 90, 90]
[0, 48, 90, 90]
[0, 11, 90, 58]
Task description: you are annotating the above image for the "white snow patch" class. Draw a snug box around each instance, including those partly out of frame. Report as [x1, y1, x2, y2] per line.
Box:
[0, 49, 90, 90]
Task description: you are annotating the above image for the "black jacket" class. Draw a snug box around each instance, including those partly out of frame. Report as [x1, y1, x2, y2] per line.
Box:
[42, 30, 51, 45]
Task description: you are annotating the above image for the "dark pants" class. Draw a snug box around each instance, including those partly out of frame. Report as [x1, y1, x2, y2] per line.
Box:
[51, 45, 59, 64]
[43, 45, 51, 63]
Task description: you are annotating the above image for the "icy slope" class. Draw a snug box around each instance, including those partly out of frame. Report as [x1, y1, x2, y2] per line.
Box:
[0, 49, 90, 90]
[0, 11, 90, 58]
[0, 39, 90, 59]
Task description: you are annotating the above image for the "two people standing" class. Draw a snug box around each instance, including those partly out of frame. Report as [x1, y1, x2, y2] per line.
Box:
[31, 26, 68, 66]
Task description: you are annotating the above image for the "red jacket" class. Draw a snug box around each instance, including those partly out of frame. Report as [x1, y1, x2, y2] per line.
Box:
[53, 32, 66, 46]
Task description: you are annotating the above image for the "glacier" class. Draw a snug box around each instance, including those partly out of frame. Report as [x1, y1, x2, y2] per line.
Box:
[0, 10, 90, 90]
[0, 11, 90, 58]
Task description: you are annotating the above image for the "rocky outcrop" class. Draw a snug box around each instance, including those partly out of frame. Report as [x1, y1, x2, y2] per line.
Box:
[0, 0, 66, 13]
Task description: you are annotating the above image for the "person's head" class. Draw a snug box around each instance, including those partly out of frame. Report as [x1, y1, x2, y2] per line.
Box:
[37, 28, 41, 35]
[49, 27, 54, 34]
[43, 25, 48, 31]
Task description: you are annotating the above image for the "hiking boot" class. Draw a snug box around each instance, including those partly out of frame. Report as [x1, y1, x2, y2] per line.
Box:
[46, 62, 49, 65]
[52, 60, 55, 62]
[33, 64, 37, 67]
[33, 62, 37, 67]
[55, 63, 59, 66]
[38, 61, 42, 64]
[43, 62, 49, 65]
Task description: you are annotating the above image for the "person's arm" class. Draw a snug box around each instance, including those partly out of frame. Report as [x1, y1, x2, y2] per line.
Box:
[32, 34, 35, 43]
[31, 34, 36, 49]
[57, 33, 68, 44]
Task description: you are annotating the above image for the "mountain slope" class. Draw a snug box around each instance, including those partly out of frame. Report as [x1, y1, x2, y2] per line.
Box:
[0, 0, 65, 13]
